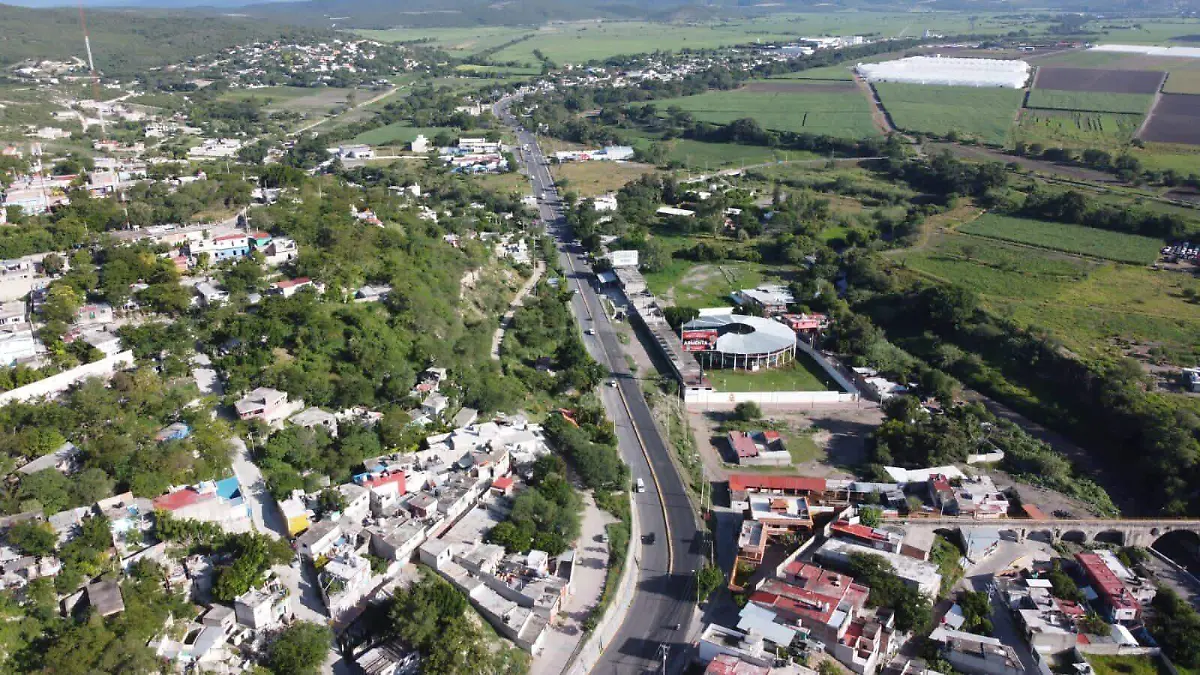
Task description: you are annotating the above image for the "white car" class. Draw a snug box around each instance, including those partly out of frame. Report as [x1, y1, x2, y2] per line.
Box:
[585, 329, 596, 335]
[636, 478, 646, 493]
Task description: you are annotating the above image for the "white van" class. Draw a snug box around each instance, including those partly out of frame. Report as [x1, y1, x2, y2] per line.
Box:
[636, 478, 646, 493]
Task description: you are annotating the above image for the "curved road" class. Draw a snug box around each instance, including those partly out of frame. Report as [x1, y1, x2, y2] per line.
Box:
[495, 97, 703, 674]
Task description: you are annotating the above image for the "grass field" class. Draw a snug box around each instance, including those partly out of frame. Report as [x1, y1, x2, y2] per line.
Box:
[707, 354, 838, 392]
[550, 161, 656, 196]
[770, 64, 856, 80]
[875, 83, 1024, 145]
[356, 26, 533, 54]
[352, 123, 481, 146]
[1164, 70, 1200, 94]
[1087, 653, 1174, 675]
[1015, 110, 1143, 149]
[652, 87, 879, 139]
[625, 131, 815, 169]
[1025, 89, 1154, 114]
[644, 259, 782, 308]
[897, 234, 1200, 362]
[468, 172, 530, 196]
[958, 214, 1164, 264]
[218, 86, 369, 116]
[454, 64, 542, 76]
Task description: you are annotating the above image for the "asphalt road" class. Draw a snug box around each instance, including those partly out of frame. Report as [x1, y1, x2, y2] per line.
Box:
[495, 98, 703, 673]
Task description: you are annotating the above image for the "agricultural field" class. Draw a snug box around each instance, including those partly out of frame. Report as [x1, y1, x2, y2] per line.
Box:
[769, 64, 856, 81]
[550, 161, 656, 197]
[454, 64, 542, 76]
[1032, 66, 1164, 94]
[1025, 89, 1154, 114]
[1015, 110, 1143, 149]
[897, 233, 1200, 363]
[707, 354, 839, 393]
[652, 85, 880, 139]
[355, 26, 533, 54]
[1140, 94, 1200, 145]
[1079, 18, 1200, 45]
[1164, 70, 1200, 94]
[957, 214, 1165, 264]
[874, 83, 1024, 145]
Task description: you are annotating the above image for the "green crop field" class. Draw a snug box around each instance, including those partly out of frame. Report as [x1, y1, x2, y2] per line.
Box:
[770, 64, 856, 81]
[958, 214, 1165, 264]
[897, 233, 1200, 362]
[1025, 89, 1154, 114]
[875, 83, 1024, 145]
[707, 354, 839, 392]
[356, 26, 533, 54]
[1164, 70, 1200, 94]
[1081, 18, 1200, 45]
[1015, 110, 1143, 149]
[652, 87, 880, 139]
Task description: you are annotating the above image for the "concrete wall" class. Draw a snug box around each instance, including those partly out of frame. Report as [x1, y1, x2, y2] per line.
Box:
[685, 389, 858, 406]
[0, 350, 134, 405]
[797, 340, 859, 395]
[562, 492, 640, 675]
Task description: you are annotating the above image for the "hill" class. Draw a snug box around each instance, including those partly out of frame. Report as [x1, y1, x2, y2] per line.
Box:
[0, 3, 331, 76]
[239, 0, 682, 29]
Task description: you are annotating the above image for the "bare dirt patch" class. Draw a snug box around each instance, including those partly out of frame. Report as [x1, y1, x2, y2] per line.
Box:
[1034, 66, 1165, 94]
[1140, 93, 1200, 145]
[741, 80, 856, 94]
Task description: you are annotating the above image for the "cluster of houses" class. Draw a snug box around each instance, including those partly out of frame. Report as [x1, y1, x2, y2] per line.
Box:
[551, 145, 634, 163]
[439, 137, 507, 174]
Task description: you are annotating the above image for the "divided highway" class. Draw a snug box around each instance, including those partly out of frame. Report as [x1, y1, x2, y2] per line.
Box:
[495, 97, 703, 673]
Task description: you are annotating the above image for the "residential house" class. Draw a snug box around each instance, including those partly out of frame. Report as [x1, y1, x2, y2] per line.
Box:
[188, 234, 250, 262]
[17, 442, 79, 475]
[75, 303, 114, 326]
[151, 477, 251, 532]
[154, 422, 191, 443]
[335, 483, 371, 521]
[194, 281, 229, 307]
[234, 577, 291, 630]
[269, 277, 321, 298]
[86, 580, 125, 616]
[260, 238, 299, 266]
[234, 387, 289, 422]
[279, 498, 310, 537]
[815, 539, 942, 599]
[289, 406, 338, 438]
[1076, 552, 1141, 623]
[735, 285, 794, 315]
[729, 430, 790, 466]
[295, 520, 343, 561]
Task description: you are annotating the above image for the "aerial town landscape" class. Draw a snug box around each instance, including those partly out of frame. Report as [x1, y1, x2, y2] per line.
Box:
[1, 0, 1200, 673]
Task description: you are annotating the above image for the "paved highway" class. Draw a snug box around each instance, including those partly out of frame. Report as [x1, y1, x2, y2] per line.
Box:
[495, 97, 703, 673]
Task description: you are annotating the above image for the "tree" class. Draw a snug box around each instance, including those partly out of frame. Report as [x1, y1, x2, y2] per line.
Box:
[1079, 612, 1111, 636]
[733, 401, 761, 422]
[696, 563, 725, 603]
[9, 520, 58, 556]
[958, 590, 993, 635]
[859, 505, 882, 528]
[265, 622, 332, 675]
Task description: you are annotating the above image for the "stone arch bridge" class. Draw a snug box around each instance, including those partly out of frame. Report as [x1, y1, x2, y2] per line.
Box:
[896, 517, 1200, 548]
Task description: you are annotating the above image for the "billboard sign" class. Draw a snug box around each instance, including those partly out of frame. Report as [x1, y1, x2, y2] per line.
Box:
[682, 329, 718, 352]
[608, 250, 639, 268]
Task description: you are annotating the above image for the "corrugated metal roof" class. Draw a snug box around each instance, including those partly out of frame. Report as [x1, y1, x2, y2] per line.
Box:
[681, 314, 796, 356]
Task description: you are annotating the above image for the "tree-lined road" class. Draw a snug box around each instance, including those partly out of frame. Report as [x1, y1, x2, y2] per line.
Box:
[495, 97, 703, 673]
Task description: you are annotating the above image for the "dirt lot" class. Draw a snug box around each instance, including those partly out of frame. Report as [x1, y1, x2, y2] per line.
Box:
[687, 403, 884, 481]
[741, 81, 856, 94]
[1140, 94, 1200, 145]
[1033, 66, 1165, 93]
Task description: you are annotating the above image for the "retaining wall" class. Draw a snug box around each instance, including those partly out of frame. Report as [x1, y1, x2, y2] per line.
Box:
[0, 350, 134, 405]
[562, 492, 640, 675]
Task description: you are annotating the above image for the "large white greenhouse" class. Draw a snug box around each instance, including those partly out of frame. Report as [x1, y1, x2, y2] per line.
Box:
[856, 56, 1031, 88]
[1091, 44, 1200, 59]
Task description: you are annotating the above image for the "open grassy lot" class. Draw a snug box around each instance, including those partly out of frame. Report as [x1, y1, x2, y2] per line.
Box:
[1025, 89, 1154, 114]
[957, 213, 1165, 264]
[218, 86, 373, 116]
[644, 259, 783, 308]
[550, 161, 656, 197]
[624, 130, 815, 169]
[351, 123, 485, 146]
[874, 83, 1024, 145]
[1087, 653, 1174, 675]
[897, 234, 1200, 362]
[1164, 70, 1200, 94]
[455, 64, 542, 76]
[708, 354, 839, 392]
[468, 172, 530, 196]
[652, 87, 880, 139]
[1015, 110, 1143, 149]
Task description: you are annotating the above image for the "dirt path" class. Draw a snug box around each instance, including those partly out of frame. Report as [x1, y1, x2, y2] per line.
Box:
[1135, 73, 1169, 141]
[854, 74, 897, 137]
[490, 261, 545, 360]
[288, 86, 401, 137]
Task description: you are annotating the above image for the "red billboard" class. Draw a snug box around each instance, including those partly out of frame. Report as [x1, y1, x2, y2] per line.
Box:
[682, 329, 718, 352]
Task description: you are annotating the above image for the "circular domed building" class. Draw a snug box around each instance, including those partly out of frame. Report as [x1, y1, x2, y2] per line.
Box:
[680, 313, 797, 371]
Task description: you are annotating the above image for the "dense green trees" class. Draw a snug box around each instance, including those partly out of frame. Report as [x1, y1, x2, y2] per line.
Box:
[543, 413, 627, 491]
[487, 460, 581, 555]
[265, 622, 333, 675]
[1148, 587, 1200, 668]
[381, 573, 528, 675]
[847, 552, 931, 632]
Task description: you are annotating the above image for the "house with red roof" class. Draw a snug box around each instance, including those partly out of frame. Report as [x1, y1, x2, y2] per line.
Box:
[1076, 552, 1141, 623]
[269, 277, 324, 298]
[727, 431, 790, 467]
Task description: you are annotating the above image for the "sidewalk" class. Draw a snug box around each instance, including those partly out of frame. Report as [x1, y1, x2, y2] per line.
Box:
[529, 493, 615, 675]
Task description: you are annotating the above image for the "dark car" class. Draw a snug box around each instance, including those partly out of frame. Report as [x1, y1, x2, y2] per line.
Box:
[643, 532, 655, 545]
